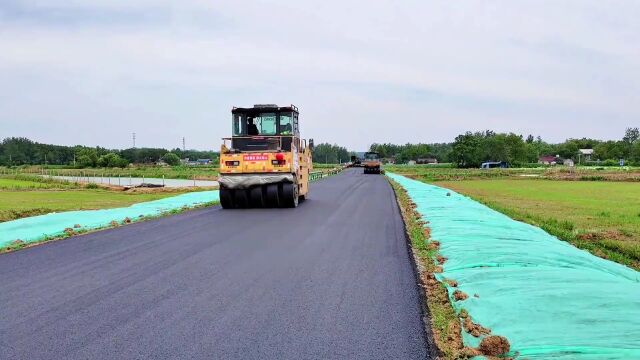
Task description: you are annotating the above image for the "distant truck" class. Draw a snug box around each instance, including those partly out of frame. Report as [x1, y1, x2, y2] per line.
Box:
[350, 155, 362, 167]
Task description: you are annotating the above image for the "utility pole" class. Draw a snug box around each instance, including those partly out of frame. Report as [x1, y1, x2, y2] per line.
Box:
[133, 132, 136, 148]
[182, 137, 186, 151]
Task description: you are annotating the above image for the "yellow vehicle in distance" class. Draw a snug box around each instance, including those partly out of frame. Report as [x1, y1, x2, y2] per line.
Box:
[363, 152, 383, 174]
[218, 104, 313, 208]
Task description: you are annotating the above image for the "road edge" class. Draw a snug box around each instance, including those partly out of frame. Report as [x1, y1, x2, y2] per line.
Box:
[1, 200, 219, 254]
[388, 177, 469, 359]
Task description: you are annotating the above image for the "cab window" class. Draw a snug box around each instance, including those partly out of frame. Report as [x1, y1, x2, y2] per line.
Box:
[279, 113, 293, 135]
[247, 113, 276, 135]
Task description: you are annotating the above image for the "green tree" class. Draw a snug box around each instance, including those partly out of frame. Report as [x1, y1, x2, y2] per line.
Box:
[451, 132, 483, 168]
[313, 143, 349, 164]
[623, 127, 639, 144]
[162, 152, 181, 166]
[76, 148, 98, 168]
[97, 153, 128, 168]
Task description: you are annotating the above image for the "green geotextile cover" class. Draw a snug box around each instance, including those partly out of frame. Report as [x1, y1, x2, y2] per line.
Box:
[0, 190, 219, 248]
[387, 173, 640, 359]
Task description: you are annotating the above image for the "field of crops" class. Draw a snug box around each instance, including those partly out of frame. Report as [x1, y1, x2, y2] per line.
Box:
[1, 163, 343, 181]
[388, 165, 640, 270]
[386, 164, 640, 182]
[2, 165, 221, 181]
[0, 174, 197, 222]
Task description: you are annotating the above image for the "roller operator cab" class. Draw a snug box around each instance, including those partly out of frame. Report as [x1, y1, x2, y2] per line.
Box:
[363, 152, 382, 174]
[218, 104, 313, 208]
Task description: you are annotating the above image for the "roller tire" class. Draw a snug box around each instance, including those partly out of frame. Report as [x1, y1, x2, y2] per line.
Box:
[281, 182, 298, 208]
[220, 188, 235, 209]
[249, 186, 265, 208]
[234, 189, 250, 209]
[266, 184, 280, 208]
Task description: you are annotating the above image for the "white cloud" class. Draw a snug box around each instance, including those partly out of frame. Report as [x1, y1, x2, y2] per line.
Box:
[0, 0, 638, 150]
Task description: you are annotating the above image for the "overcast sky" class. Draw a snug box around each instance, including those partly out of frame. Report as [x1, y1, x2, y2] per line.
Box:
[1, 1, 638, 151]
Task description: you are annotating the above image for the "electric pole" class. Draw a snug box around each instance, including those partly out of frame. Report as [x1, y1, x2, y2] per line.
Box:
[183, 137, 186, 151]
[133, 132, 136, 148]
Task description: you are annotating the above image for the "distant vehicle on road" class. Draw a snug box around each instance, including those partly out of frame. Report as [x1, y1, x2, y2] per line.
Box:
[481, 161, 508, 169]
[363, 152, 383, 174]
[350, 155, 362, 167]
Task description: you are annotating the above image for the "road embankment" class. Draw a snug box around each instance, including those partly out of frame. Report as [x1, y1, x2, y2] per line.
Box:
[388, 172, 640, 359]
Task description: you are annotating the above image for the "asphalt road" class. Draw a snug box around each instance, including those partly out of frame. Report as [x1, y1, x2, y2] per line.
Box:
[0, 168, 432, 359]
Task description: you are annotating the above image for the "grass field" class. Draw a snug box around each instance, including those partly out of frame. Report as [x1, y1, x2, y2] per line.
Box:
[0, 190, 189, 222]
[2, 163, 342, 181]
[386, 165, 640, 182]
[437, 179, 640, 270]
[5, 165, 221, 180]
[0, 175, 200, 222]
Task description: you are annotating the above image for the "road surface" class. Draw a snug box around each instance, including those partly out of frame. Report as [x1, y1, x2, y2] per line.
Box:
[0, 169, 432, 359]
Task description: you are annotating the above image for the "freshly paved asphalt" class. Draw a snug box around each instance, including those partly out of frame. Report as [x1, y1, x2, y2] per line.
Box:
[0, 169, 432, 359]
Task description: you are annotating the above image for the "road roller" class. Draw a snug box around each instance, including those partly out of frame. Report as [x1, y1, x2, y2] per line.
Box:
[218, 104, 313, 208]
[363, 152, 383, 174]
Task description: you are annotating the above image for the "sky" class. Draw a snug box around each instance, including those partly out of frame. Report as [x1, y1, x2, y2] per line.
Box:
[0, 0, 638, 151]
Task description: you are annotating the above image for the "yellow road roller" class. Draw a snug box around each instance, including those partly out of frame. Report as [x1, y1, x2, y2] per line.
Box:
[363, 152, 382, 174]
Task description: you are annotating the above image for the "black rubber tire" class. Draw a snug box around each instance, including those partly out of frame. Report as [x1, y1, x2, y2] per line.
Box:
[249, 186, 265, 208]
[281, 183, 298, 208]
[266, 184, 280, 208]
[220, 188, 235, 209]
[234, 189, 250, 209]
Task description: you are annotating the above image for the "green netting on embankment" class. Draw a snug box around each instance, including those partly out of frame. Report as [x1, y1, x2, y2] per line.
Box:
[0, 191, 219, 248]
[387, 173, 640, 359]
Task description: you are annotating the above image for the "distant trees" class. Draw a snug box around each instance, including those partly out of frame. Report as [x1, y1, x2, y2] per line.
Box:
[162, 152, 181, 166]
[313, 143, 350, 164]
[373, 127, 640, 168]
[368, 143, 451, 163]
[97, 153, 128, 168]
[451, 131, 535, 168]
[0, 137, 219, 167]
[76, 148, 99, 167]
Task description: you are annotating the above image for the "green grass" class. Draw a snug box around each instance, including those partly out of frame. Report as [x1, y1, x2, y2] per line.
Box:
[6, 165, 221, 180]
[437, 179, 640, 270]
[0, 187, 192, 222]
[5, 163, 343, 181]
[0, 175, 79, 190]
[386, 165, 640, 182]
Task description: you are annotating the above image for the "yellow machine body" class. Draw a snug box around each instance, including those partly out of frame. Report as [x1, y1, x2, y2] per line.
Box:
[218, 104, 312, 208]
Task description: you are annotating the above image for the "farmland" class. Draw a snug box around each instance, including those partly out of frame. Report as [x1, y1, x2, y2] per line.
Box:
[2, 165, 221, 181]
[421, 176, 640, 270]
[1, 163, 342, 182]
[386, 164, 640, 182]
[0, 174, 203, 222]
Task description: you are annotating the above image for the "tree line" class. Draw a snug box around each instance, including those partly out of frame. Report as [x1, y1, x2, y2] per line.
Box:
[0, 137, 219, 168]
[312, 143, 351, 164]
[369, 128, 640, 167]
